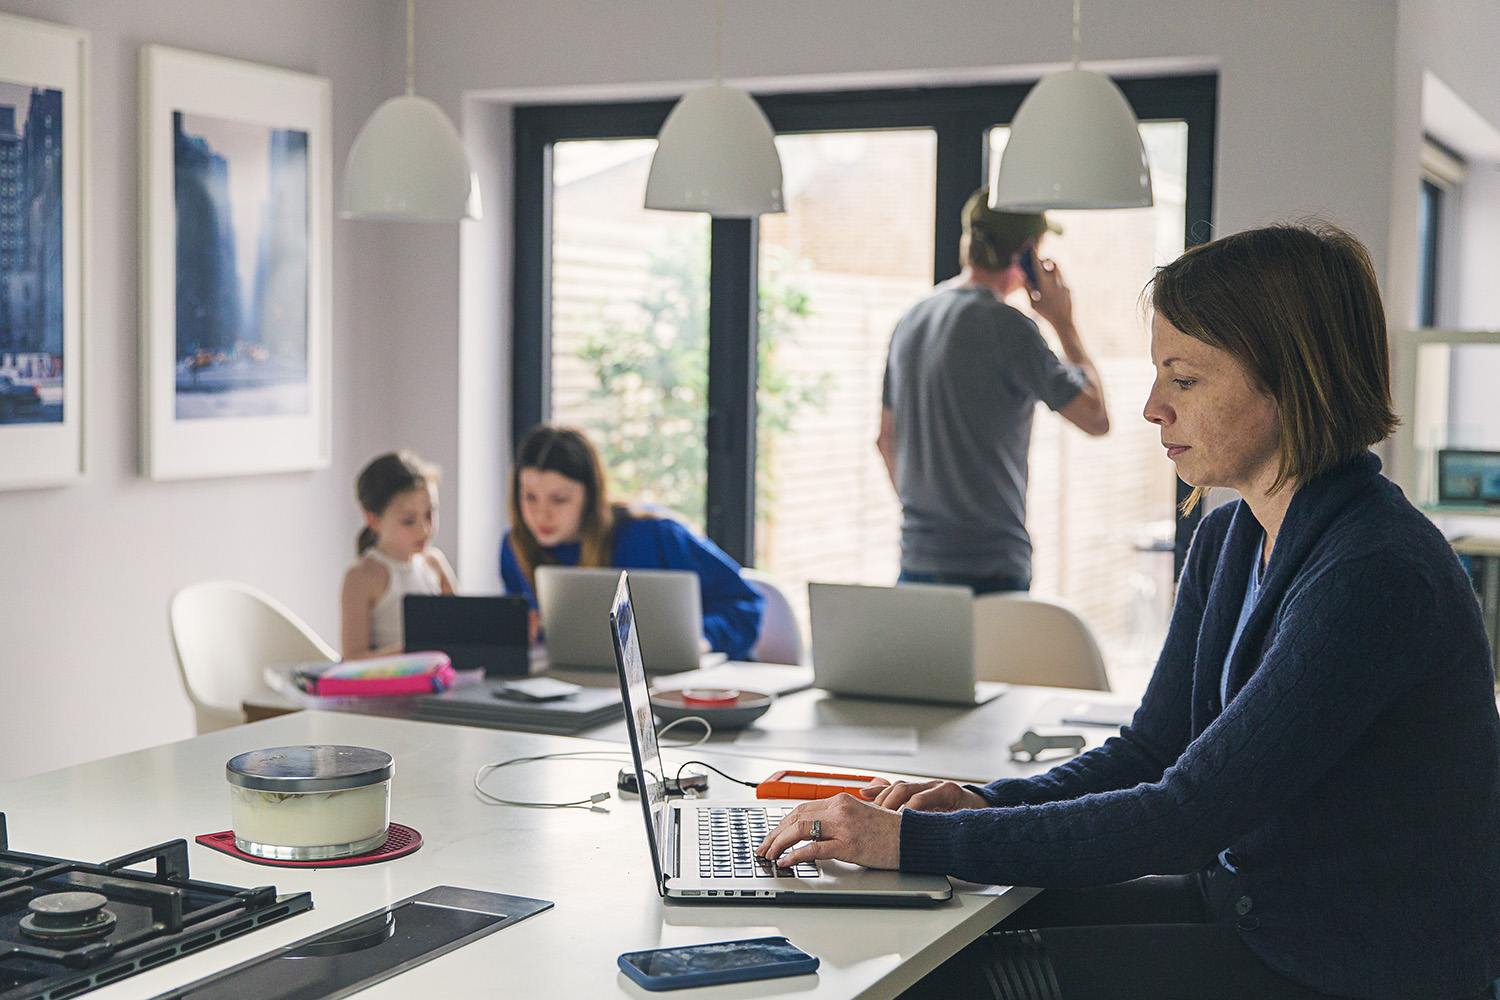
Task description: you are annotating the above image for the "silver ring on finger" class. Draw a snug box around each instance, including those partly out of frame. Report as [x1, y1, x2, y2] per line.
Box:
[809, 819, 822, 840]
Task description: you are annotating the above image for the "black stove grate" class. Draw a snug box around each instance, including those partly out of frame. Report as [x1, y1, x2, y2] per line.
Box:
[0, 814, 313, 1000]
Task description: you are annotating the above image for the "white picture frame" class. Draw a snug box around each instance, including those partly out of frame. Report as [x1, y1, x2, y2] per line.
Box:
[0, 14, 87, 490]
[140, 45, 331, 480]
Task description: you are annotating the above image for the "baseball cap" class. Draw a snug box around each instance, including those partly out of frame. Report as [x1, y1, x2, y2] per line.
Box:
[962, 187, 1062, 259]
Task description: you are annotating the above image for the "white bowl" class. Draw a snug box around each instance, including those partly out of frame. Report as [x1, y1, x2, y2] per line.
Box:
[648, 688, 773, 730]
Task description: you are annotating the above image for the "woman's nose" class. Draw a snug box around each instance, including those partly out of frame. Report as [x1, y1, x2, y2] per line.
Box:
[1142, 388, 1170, 426]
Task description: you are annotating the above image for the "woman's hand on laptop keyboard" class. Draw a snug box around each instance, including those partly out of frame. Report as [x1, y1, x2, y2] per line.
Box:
[755, 794, 902, 871]
[866, 779, 988, 813]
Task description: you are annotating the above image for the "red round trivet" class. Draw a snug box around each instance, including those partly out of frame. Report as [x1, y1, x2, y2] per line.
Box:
[194, 822, 422, 867]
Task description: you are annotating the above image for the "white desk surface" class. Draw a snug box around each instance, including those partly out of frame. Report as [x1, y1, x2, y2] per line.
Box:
[601, 673, 1135, 784]
[252, 663, 1137, 785]
[1, 710, 1057, 1000]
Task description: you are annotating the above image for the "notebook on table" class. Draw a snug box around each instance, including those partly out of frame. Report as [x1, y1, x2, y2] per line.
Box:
[537, 566, 708, 673]
[403, 594, 530, 678]
[610, 570, 952, 906]
[808, 582, 1007, 706]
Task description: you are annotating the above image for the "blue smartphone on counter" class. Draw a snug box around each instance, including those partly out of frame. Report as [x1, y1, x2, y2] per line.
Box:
[617, 936, 818, 991]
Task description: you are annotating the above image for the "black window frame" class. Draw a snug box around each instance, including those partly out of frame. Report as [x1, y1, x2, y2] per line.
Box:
[512, 74, 1218, 570]
[1417, 177, 1442, 328]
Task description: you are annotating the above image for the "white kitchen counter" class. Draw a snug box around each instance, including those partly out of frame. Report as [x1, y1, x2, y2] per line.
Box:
[0, 711, 1039, 1000]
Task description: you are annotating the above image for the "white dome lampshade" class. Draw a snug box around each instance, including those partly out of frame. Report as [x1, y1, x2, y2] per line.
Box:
[341, 94, 482, 222]
[644, 84, 784, 217]
[990, 68, 1153, 212]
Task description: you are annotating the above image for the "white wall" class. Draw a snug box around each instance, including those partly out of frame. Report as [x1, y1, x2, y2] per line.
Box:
[2, 0, 1497, 781]
[1454, 166, 1500, 328]
[0, 0, 410, 781]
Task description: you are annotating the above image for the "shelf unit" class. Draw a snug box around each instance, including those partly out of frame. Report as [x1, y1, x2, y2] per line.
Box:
[1395, 327, 1500, 509]
[1398, 330, 1500, 684]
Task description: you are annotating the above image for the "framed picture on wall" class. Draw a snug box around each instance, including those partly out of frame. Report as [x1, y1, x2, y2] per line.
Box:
[0, 14, 86, 490]
[139, 45, 331, 480]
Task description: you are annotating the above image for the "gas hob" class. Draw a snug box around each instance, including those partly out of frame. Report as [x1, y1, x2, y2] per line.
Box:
[0, 813, 311, 1000]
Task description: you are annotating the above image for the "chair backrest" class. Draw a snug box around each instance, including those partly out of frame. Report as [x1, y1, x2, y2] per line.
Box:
[972, 592, 1110, 691]
[169, 580, 339, 733]
[741, 568, 806, 665]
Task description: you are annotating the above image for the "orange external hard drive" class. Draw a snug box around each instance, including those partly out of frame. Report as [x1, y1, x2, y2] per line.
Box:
[756, 770, 878, 800]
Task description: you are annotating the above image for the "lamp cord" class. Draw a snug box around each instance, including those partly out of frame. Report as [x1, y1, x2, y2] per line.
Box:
[1072, 0, 1082, 69]
[714, 0, 724, 84]
[405, 0, 416, 96]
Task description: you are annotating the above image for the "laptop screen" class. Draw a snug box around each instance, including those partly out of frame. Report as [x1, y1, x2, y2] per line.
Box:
[402, 594, 530, 678]
[543, 566, 703, 672]
[609, 572, 671, 889]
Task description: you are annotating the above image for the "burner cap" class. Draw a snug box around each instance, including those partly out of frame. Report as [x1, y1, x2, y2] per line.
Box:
[19, 891, 117, 940]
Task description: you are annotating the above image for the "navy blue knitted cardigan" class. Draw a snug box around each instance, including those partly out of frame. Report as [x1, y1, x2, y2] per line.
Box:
[900, 453, 1500, 999]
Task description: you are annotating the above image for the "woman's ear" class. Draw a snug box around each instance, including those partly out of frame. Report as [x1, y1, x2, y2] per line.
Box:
[363, 509, 383, 535]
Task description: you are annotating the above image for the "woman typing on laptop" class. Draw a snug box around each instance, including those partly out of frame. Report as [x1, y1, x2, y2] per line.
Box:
[500, 425, 763, 662]
[758, 224, 1500, 1000]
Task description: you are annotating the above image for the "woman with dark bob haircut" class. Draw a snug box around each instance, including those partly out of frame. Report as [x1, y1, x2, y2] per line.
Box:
[758, 223, 1500, 1000]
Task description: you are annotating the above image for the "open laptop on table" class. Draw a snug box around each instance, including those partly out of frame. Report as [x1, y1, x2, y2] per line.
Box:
[610, 570, 951, 905]
[538, 566, 711, 674]
[403, 594, 530, 678]
[808, 582, 1007, 706]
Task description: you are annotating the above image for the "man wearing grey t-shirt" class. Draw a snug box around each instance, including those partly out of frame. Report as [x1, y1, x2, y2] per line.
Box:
[878, 188, 1110, 593]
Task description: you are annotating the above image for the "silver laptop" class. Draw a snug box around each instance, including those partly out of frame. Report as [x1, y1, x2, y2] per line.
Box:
[536, 566, 704, 673]
[609, 571, 951, 906]
[808, 582, 1008, 706]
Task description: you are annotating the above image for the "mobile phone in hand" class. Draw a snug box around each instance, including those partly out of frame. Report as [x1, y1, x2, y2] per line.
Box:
[617, 936, 818, 991]
[1019, 246, 1040, 291]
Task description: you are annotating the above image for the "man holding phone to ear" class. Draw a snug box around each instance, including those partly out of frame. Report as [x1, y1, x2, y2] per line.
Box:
[877, 187, 1109, 595]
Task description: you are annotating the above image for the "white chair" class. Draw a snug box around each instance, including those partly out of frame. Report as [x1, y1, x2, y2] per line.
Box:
[169, 580, 339, 733]
[972, 592, 1111, 691]
[742, 568, 806, 665]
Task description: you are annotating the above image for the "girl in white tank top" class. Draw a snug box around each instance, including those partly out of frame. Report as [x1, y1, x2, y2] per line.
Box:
[340, 452, 458, 659]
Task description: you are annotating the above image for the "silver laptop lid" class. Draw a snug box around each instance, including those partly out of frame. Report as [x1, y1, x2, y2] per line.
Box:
[609, 572, 672, 895]
[809, 582, 977, 704]
[541, 566, 701, 672]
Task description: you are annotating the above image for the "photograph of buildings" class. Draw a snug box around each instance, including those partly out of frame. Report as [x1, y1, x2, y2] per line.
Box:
[0, 78, 63, 425]
[173, 110, 309, 420]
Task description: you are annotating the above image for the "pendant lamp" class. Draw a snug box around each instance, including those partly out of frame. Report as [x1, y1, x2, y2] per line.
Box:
[990, 0, 1152, 212]
[644, 0, 783, 216]
[341, 0, 481, 221]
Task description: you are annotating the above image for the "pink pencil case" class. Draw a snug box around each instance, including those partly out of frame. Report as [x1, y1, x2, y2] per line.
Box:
[302, 651, 456, 697]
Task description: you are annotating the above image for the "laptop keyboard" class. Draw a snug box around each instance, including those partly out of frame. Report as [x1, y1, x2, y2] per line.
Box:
[697, 806, 820, 879]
